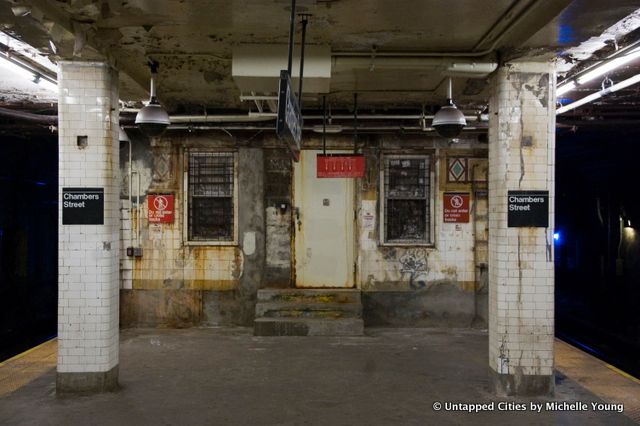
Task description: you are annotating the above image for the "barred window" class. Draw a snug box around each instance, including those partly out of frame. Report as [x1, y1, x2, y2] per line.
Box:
[383, 155, 431, 244]
[187, 152, 235, 242]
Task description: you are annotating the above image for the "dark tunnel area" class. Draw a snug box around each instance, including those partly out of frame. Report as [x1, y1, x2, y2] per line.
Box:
[555, 125, 640, 379]
[0, 131, 58, 362]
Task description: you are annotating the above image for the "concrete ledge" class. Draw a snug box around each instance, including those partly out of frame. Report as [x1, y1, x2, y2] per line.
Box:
[120, 289, 255, 328]
[362, 284, 477, 327]
[254, 318, 364, 336]
[120, 289, 203, 328]
[56, 365, 119, 395]
[488, 367, 554, 397]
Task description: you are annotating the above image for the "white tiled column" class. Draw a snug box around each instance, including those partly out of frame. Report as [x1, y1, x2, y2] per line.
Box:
[57, 61, 120, 393]
[488, 62, 556, 396]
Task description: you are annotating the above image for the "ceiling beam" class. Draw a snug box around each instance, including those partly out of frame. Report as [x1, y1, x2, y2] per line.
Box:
[473, 0, 573, 53]
[19, 0, 149, 98]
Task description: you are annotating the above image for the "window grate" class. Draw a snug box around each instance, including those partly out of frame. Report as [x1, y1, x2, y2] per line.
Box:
[188, 152, 234, 241]
[384, 156, 430, 243]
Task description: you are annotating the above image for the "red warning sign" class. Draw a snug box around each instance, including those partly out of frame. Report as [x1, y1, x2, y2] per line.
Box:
[317, 154, 365, 178]
[443, 192, 470, 223]
[148, 194, 174, 223]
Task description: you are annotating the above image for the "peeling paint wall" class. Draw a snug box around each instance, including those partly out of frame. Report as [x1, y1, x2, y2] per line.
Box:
[263, 148, 292, 288]
[354, 136, 489, 327]
[119, 132, 265, 327]
[118, 131, 489, 328]
[487, 63, 556, 395]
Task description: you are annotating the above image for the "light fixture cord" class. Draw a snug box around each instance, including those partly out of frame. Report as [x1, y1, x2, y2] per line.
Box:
[287, 0, 296, 76]
[353, 93, 358, 154]
[298, 15, 309, 111]
[150, 74, 156, 100]
[322, 95, 327, 155]
[148, 60, 159, 102]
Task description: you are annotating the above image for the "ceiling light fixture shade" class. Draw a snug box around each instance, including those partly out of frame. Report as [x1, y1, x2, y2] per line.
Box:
[135, 61, 170, 137]
[119, 126, 130, 143]
[432, 78, 467, 138]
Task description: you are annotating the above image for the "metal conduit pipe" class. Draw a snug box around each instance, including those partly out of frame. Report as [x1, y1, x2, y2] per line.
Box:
[120, 109, 278, 123]
[121, 113, 485, 124]
[331, 56, 498, 77]
[2, 108, 488, 128]
[169, 115, 276, 123]
[247, 112, 483, 121]
[0, 107, 57, 124]
[331, 0, 545, 58]
[156, 125, 488, 132]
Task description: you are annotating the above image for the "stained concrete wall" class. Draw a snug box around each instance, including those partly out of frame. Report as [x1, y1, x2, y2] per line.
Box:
[118, 132, 489, 328]
[263, 149, 292, 288]
[119, 133, 265, 327]
[352, 136, 489, 327]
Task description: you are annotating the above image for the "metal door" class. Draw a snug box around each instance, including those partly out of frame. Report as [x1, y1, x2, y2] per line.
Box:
[293, 150, 355, 288]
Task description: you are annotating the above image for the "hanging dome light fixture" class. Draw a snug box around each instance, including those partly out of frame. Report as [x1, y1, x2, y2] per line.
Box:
[432, 77, 467, 139]
[135, 60, 170, 137]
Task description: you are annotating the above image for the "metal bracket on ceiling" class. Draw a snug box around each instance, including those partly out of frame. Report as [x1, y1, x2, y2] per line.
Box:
[72, 21, 90, 57]
[251, 91, 264, 113]
[601, 76, 614, 91]
[420, 104, 427, 131]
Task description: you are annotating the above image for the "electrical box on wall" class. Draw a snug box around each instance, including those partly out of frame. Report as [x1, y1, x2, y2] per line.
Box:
[126, 247, 143, 257]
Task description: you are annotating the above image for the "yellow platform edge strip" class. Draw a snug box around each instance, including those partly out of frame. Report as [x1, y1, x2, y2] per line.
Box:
[604, 362, 640, 385]
[0, 337, 57, 368]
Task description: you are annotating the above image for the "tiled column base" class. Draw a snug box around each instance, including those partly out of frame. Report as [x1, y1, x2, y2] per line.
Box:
[57, 365, 119, 395]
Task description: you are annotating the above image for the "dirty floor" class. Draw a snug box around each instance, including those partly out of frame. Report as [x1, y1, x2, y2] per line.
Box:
[0, 327, 638, 425]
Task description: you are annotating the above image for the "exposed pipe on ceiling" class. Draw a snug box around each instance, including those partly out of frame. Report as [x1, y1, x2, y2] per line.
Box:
[246, 112, 484, 121]
[331, 0, 545, 58]
[0, 107, 57, 124]
[2, 106, 489, 125]
[331, 57, 498, 77]
[148, 124, 489, 133]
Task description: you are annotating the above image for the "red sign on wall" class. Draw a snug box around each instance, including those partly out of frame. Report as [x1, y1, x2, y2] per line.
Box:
[443, 192, 470, 223]
[148, 194, 175, 223]
[317, 154, 365, 178]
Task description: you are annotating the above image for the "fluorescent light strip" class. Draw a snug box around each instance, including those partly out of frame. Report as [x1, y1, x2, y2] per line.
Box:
[0, 53, 37, 80]
[556, 81, 576, 96]
[0, 53, 57, 91]
[556, 45, 640, 96]
[577, 47, 640, 85]
[556, 73, 640, 115]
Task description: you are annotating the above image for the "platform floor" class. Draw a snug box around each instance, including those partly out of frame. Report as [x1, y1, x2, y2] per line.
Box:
[0, 327, 639, 425]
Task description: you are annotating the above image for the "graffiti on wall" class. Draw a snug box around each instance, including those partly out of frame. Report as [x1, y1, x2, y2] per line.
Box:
[399, 248, 428, 289]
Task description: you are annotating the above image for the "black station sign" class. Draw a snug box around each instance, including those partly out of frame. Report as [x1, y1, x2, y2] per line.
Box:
[62, 187, 104, 225]
[507, 190, 549, 227]
[276, 70, 302, 161]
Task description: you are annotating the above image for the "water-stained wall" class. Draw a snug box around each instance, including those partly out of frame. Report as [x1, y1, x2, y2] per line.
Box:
[352, 135, 489, 327]
[118, 131, 488, 328]
[119, 132, 265, 327]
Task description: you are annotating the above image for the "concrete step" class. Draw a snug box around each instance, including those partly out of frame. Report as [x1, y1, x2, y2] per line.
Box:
[254, 289, 364, 336]
[255, 301, 362, 319]
[256, 288, 361, 304]
[254, 317, 364, 336]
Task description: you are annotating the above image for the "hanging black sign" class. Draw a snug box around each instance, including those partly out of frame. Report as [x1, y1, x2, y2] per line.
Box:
[276, 70, 302, 161]
[507, 190, 549, 227]
[62, 188, 104, 225]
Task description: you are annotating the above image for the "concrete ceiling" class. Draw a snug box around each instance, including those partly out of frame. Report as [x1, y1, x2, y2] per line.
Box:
[0, 0, 639, 117]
